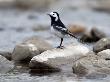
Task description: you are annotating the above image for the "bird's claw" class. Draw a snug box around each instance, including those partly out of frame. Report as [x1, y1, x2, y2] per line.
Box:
[57, 46, 64, 49]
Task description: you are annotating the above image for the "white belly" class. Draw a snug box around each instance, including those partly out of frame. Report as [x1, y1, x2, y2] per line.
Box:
[51, 27, 65, 38]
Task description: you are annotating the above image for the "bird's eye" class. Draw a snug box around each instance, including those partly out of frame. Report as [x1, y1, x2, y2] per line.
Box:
[53, 14, 55, 15]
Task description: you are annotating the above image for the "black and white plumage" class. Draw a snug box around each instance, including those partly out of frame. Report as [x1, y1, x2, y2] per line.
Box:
[48, 12, 78, 48]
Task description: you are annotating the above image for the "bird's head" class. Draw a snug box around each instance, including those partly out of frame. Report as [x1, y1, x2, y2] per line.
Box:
[48, 12, 60, 22]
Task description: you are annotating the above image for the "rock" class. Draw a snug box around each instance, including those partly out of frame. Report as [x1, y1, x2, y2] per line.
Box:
[72, 61, 88, 76]
[0, 55, 14, 73]
[0, 51, 12, 61]
[15, 0, 54, 11]
[93, 38, 110, 53]
[80, 27, 106, 43]
[68, 24, 86, 34]
[12, 44, 40, 62]
[80, 32, 93, 43]
[24, 36, 53, 52]
[97, 49, 110, 60]
[72, 52, 110, 77]
[12, 36, 52, 62]
[91, 27, 106, 41]
[29, 44, 90, 72]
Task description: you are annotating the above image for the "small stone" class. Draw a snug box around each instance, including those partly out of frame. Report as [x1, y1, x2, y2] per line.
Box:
[93, 38, 110, 53]
[72, 62, 88, 76]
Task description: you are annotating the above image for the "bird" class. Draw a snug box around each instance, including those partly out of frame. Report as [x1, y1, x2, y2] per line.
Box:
[48, 12, 79, 48]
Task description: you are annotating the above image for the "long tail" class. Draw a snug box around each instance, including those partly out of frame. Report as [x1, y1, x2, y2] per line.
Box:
[67, 31, 78, 39]
[67, 31, 83, 43]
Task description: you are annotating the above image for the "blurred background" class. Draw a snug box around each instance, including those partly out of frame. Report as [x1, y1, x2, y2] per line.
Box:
[0, 0, 110, 82]
[0, 0, 110, 51]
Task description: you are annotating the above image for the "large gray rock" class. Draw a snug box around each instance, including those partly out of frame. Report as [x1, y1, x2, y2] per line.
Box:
[72, 52, 110, 78]
[0, 55, 14, 73]
[29, 44, 90, 72]
[12, 36, 52, 62]
[93, 38, 110, 53]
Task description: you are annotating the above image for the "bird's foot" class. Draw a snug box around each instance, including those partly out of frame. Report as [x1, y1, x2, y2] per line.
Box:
[57, 46, 64, 49]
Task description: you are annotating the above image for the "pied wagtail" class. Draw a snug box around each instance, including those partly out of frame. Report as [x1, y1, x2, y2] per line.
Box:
[48, 12, 79, 48]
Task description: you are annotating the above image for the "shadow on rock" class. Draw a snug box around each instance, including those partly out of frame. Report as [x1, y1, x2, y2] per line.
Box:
[0, 51, 12, 61]
[29, 68, 60, 76]
[29, 61, 61, 74]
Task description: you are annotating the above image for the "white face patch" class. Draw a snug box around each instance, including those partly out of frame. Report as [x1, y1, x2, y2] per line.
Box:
[49, 12, 58, 21]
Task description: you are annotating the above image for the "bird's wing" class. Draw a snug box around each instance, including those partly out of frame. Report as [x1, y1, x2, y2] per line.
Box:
[53, 25, 68, 34]
[53, 25, 79, 39]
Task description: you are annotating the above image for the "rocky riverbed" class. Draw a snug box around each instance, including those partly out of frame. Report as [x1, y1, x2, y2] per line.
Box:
[1, 0, 110, 82]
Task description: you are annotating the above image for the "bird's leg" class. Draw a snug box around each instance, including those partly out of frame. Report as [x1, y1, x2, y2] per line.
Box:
[60, 38, 63, 47]
[57, 38, 64, 48]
